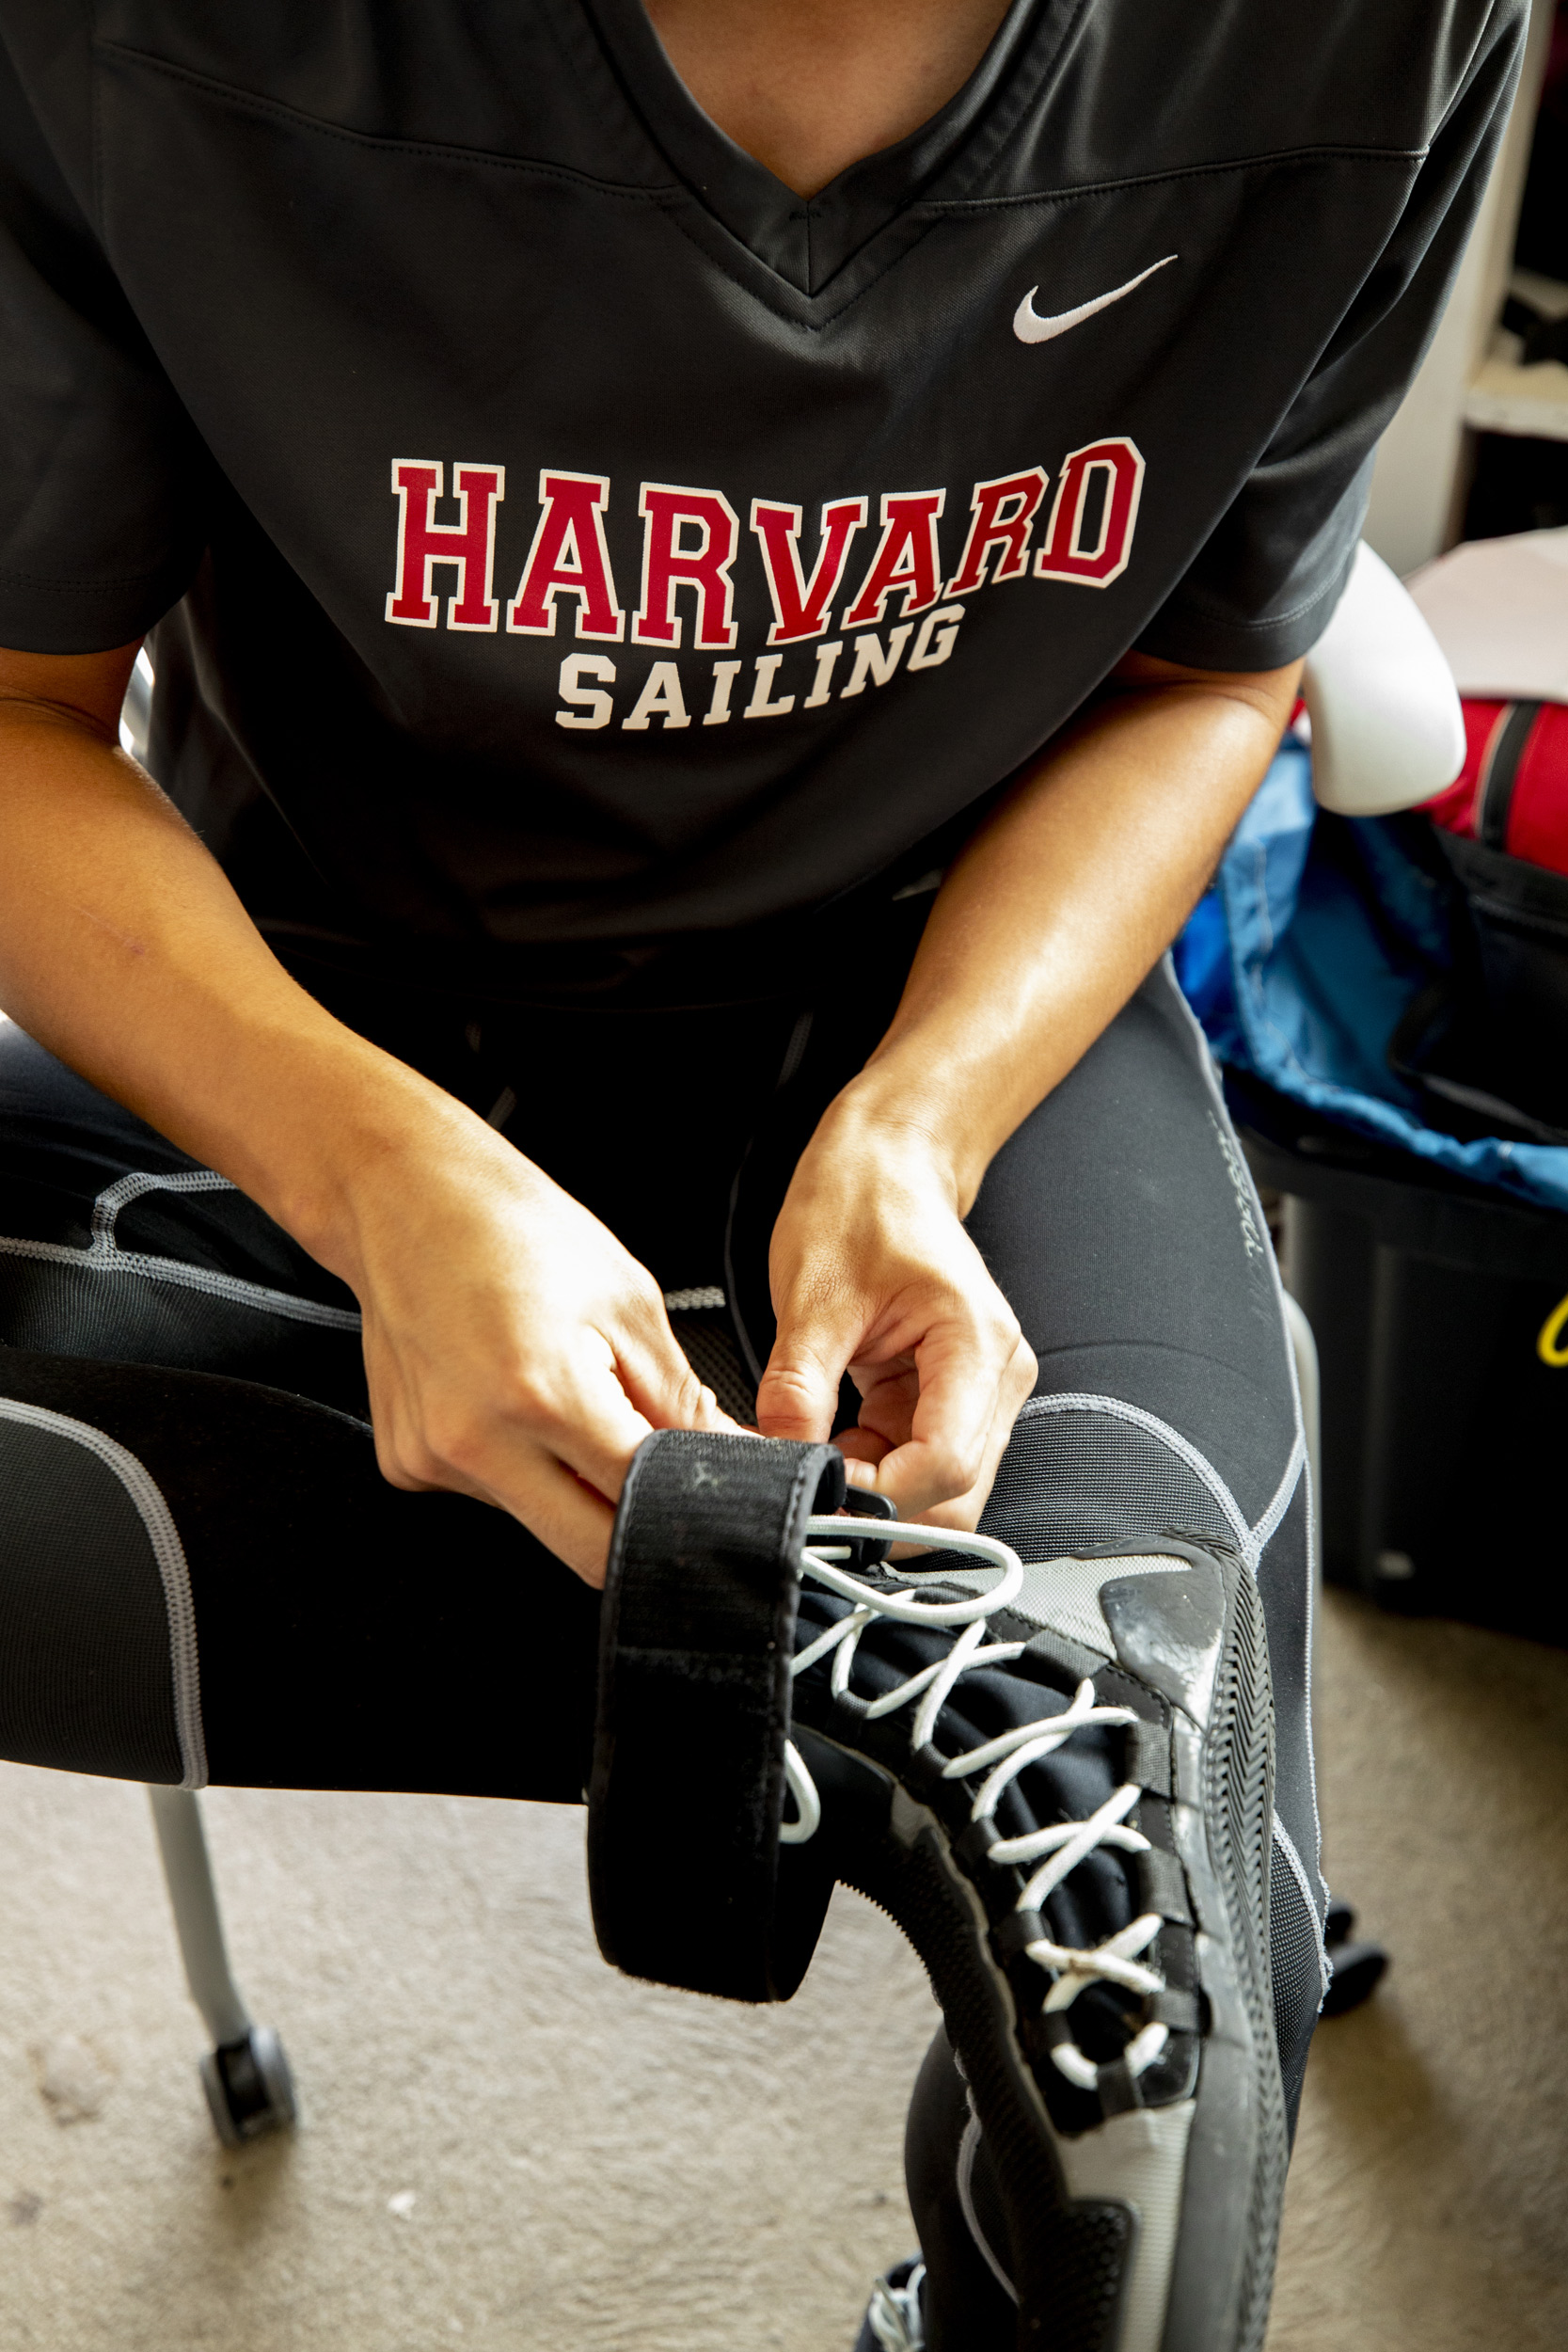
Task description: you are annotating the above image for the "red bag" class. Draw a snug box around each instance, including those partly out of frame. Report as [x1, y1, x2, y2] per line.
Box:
[1424, 699, 1568, 875]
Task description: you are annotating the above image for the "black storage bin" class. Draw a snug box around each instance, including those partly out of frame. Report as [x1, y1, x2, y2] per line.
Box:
[1231, 1075, 1568, 1645]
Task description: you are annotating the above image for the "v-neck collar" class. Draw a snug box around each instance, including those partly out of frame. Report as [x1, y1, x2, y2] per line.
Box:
[578, 0, 1061, 298]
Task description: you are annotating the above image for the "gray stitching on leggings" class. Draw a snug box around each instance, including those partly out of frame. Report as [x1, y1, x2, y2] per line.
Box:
[958, 2104, 1018, 2303]
[0, 1232, 364, 1329]
[1249, 1432, 1305, 1557]
[1271, 1809, 1330, 1994]
[0, 1396, 208, 1789]
[0, 1167, 361, 1329]
[1014, 1392, 1256, 1564]
[89, 1168, 238, 1246]
[1164, 954, 1326, 1897]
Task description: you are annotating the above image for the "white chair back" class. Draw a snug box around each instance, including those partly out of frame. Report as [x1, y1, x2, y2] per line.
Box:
[1300, 541, 1465, 817]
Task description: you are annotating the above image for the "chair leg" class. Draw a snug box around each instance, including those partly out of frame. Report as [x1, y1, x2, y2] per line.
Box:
[147, 1786, 297, 2145]
[148, 1786, 252, 2045]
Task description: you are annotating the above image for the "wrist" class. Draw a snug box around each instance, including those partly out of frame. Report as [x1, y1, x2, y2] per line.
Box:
[814, 1059, 991, 1218]
[223, 1024, 484, 1286]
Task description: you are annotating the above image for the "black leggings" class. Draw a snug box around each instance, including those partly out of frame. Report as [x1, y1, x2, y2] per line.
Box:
[0, 944, 1323, 2097]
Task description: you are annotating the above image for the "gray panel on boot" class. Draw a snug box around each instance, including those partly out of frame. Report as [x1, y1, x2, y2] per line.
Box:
[1100, 1563, 1226, 1725]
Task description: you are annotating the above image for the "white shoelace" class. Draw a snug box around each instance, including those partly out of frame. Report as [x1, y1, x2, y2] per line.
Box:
[784, 1517, 1169, 2093]
[865, 2260, 927, 2352]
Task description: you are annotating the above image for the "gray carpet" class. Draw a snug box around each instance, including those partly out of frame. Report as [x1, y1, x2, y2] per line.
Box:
[1, 1587, 1563, 2348]
[1271, 1591, 1568, 2351]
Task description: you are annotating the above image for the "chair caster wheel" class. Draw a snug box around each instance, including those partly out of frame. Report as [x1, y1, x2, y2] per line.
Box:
[1321, 1897, 1388, 2016]
[199, 2026, 296, 2146]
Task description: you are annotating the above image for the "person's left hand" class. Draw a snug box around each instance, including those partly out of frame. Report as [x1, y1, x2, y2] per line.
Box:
[754, 1096, 1037, 1528]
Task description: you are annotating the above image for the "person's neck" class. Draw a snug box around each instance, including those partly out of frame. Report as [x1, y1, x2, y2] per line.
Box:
[641, 0, 1013, 198]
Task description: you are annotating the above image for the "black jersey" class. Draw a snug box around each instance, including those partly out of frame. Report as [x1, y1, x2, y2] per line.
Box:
[0, 2, 1525, 992]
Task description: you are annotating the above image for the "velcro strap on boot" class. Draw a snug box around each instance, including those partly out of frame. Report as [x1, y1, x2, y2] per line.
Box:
[588, 1428, 845, 2005]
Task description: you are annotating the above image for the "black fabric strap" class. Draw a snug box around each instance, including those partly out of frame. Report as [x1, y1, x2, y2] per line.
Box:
[587, 1428, 845, 2004]
[1095, 2058, 1143, 2117]
[1124, 1716, 1173, 1796]
[953, 1815, 1003, 1876]
[1148, 1984, 1202, 2033]
[901, 1740, 952, 1806]
[992, 1907, 1048, 1963]
[1135, 1844, 1194, 1924]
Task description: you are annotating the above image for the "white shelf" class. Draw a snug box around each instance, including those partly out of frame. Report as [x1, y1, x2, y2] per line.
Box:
[1465, 353, 1568, 442]
[1462, 268, 1568, 445]
[1363, 1, 1559, 571]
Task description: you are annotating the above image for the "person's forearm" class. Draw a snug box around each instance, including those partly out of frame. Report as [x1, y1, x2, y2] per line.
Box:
[832, 655, 1302, 1212]
[0, 664, 732, 1572]
[0, 690, 460, 1280]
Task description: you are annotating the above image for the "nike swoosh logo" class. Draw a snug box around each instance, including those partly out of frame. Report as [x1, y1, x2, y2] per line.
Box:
[1012, 254, 1178, 345]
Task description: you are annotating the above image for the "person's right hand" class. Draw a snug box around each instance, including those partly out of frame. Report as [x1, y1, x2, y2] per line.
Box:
[334, 1097, 742, 1586]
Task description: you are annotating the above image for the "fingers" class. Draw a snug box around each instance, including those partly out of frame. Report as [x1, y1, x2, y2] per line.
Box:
[349, 1122, 756, 1587]
[372, 1317, 651, 1490]
[375, 1411, 620, 1581]
[863, 1318, 1009, 1519]
[755, 1311, 856, 1443]
[565, 1258, 751, 1442]
[610, 1287, 739, 1437]
[884, 1330, 1037, 1532]
[496, 1450, 619, 1588]
[832, 1424, 892, 1497]
[367, 1283, 751, 1589]
[839, 1302, 1035, 1528]
[834, 1425, 891, 1464]
[764, 1238, 1036, 1527]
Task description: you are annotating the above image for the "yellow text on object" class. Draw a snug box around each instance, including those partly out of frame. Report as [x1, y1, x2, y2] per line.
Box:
[1538, 1290, 1568, 1368]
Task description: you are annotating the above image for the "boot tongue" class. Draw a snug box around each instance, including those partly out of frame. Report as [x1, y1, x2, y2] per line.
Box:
[799, 1596, 1138, 1962]
[930, 1660, 1134, 1960]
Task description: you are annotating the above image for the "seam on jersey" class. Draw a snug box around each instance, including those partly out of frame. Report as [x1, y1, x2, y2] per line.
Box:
[0, 563, 190, 592]
[655, 193, 942, 332]
[917, 141, 1425, 217]
[1159, 562, 1359, 634]
[653, 134, 1418, 330]
[95, 40, 684, 199]
[1013, 1391, 1256, 1565]
[1271, 1809, 1330, 1998]
[0, 1395, 208, 1789]
[0, 1234, 362, 1330]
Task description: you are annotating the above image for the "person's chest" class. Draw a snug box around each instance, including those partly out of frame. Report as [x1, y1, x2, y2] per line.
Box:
[638, 0, 1016, 200]
[20, 2, 1437, 768]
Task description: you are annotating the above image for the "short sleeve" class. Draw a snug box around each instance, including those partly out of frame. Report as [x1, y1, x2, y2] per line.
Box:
[0, 33, 206, 653]
[1136, 0, 1528, 673]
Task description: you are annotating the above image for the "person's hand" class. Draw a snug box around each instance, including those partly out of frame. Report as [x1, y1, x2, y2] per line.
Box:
[754, 1094, 1037, 1529]
[334, 1096, 742, 1585]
